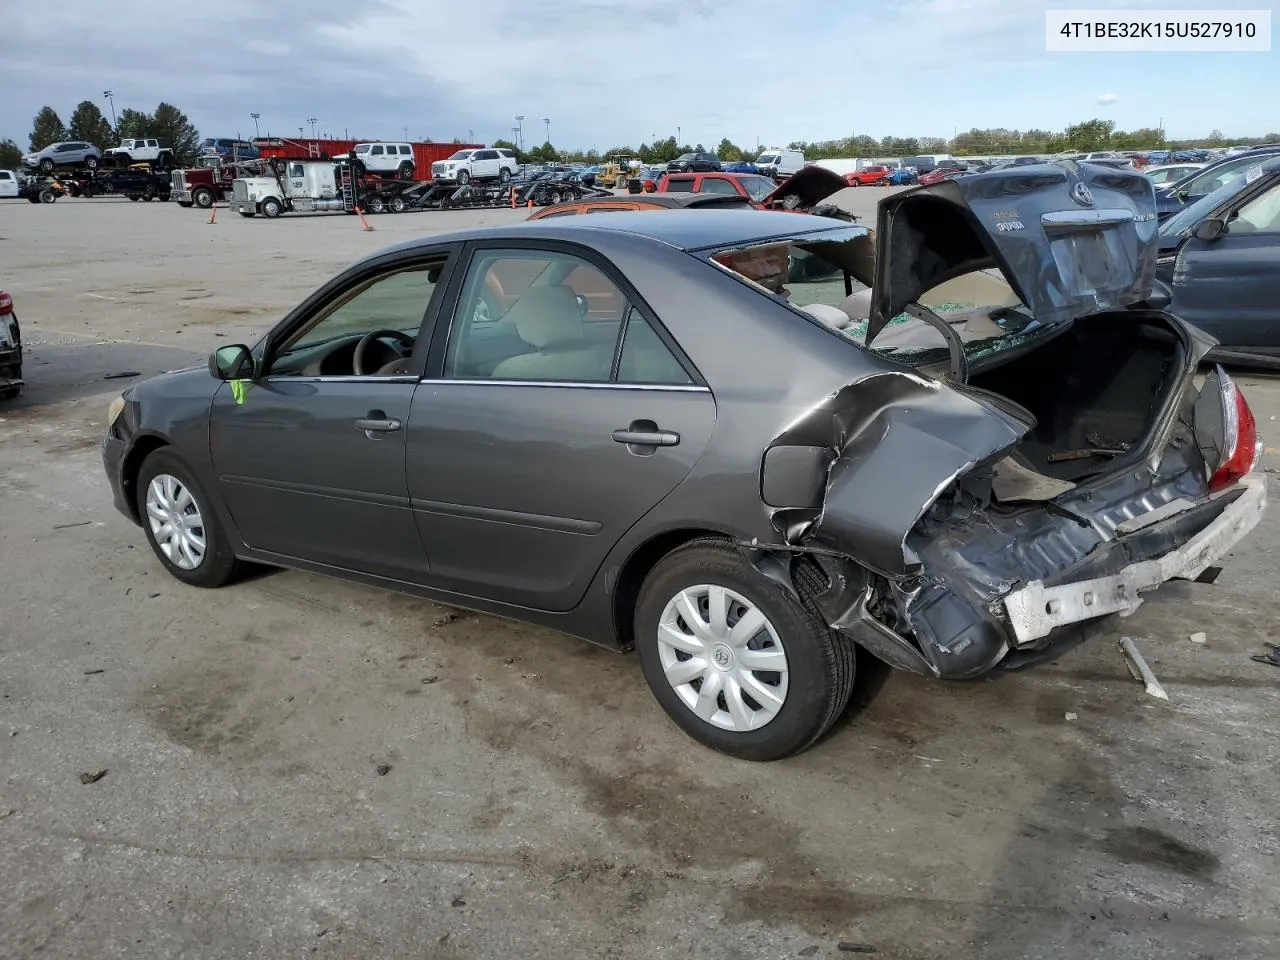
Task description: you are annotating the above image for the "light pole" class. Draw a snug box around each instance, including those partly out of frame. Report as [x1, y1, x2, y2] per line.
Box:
[677, 126, 681, 146]
[298, 126, 304, 138]
[467, 129, 474, 143]
[307, 117, 318, 138]
[543, 118, 550, 145]
[515, 115, 524, 152]
[103, 90, 117, 132]
[250, 113, 261, 138]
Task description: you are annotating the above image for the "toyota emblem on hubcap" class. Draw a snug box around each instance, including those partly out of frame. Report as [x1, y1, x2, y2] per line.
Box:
[1072, 181, 1094, 206]
[712, 644, 733, 668]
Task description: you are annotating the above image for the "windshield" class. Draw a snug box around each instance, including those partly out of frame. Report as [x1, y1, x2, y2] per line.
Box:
[706, 230, 1045, 367]
[740, 176, 777, 202]
[1159, 173, 1251, 241]
[448, 150, 475, 161]
[675, 153, 696, 161]
[757, 153, 779, 164]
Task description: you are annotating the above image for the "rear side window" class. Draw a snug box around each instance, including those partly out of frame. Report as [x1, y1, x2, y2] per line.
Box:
[617, 309, 693, 385]
[665, 178, 695, 193]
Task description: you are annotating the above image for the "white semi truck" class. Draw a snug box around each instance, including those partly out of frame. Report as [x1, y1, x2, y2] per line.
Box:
[228, 158, 352, 218]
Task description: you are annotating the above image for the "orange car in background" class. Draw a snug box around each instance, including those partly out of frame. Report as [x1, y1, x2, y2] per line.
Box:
[845, 164, 893, 186]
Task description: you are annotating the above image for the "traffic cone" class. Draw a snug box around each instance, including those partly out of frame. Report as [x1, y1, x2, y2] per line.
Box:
[355, 206, 375, 231]
[510, 188, 516, 208]
[207, 202, 216, 224]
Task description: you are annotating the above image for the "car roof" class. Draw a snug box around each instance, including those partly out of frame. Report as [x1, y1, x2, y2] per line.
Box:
[388, 209, 852, 254]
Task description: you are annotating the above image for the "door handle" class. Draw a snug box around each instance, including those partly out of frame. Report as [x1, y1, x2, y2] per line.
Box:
[355, 417, 402, 433]
[612, 428, 679, 446]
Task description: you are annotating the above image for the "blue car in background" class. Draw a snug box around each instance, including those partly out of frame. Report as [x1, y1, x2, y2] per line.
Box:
[888, 167, 918, 186]
[1155, 146, 1280, 218]
[721, 161, 761, 174]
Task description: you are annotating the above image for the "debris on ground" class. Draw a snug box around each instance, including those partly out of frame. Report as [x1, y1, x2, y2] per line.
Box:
[798, 947, 819, 957]
[432, 612, 460, 627]
[78, 769, 108, 784]
[837, 943, 877, 953]
[375, 763, 392, 776]
[1189, 632, 1207, 644]
[1065, 712, 1078, 720]
[52, 520, 93, 530]
[83, 668, 105, 675]
[103, 371, 140, 380]
[1250, 642, 1280, 668]
[451, 896, 466, 907]
[1120, 637, 1169, 700]
[420, 675, 439, 685]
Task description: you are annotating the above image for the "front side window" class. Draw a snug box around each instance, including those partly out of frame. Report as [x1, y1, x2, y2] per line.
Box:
[697, 178, 740, 196]
[370, 145, 384, 155]
[1232, 181, 1280, 234]
[289, 163, 305, 178]
[740, 177, 777, 202]
[268, 264, 442, 376]
[354, 145, 371, 154]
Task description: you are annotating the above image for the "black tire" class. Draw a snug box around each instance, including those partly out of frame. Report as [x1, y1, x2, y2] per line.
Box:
[848, 179, 860, 187]
[457, 169, 471, 185]
[40, 158, 54, 173]
[398, 162, 414, 180]
[260, 197, 283, 218]
[27, 196, 39, 204]
[129, 195, 140, 201]
[366, 195, 385, 214]
[116, 154, 132, 167]
[352, 159, 366, 177]
[38, 188, 56, 204]
[238, 211, 255, 218]
[85, 156, 99, 169]
[192, 187, 214, 209]
[389, 194, 406, 213]
[178, 201, 193, 207]
[136, 448, 242, 588]
[499, 167, 512, 183]
[634, 539, 855, 761]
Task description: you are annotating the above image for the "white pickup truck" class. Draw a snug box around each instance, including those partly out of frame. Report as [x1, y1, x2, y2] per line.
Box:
[0, 170, 20, 199]
[105, 138, 175, 169]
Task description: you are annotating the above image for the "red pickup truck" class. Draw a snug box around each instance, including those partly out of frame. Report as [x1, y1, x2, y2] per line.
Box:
[845, 165, 892, 186]
[656, 171, 780, 205]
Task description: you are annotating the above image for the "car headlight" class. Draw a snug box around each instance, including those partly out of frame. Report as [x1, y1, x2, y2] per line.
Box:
[107, 395, 126, 428]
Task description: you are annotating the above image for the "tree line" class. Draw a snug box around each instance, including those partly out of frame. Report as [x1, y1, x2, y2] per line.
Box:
[0, 100, 201, 169]
[497, 119, 1280, 166]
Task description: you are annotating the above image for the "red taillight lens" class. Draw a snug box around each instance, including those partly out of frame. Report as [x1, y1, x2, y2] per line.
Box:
[0, 292, 12, 315]
[1209, 374, 1261, 492]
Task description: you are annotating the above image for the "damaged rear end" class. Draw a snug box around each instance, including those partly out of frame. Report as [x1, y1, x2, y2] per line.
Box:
[723, 162, 1267, 678]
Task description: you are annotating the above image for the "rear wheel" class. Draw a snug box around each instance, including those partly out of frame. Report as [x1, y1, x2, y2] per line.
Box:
[366, 195, 386, 214]
[192, 187, 214, 209]
[635, 540, 855, 761]
[85, 156, 99, 169]
[136, 449, 242, 588]
[499, 167, 512, 183]
[848, 179, 860, 187]
[398, 162, 414, 180]
[38, 188, 56, 204]
[389, 195, 406, 213]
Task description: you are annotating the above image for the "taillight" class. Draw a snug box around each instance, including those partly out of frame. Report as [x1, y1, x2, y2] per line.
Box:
[0, 292, 12, 315]
[1209, 373, 1261, 492]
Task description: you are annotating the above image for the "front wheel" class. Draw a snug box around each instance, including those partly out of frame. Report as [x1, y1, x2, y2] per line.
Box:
[260, 197, 283, 218]
[456, 169, 471, 186]
[38, 188, 57, 203]
[192, 187, 214, 209]
[635, 540, 855, 761]
[85, 156, 99, 169]
[40, 158, 54, 173]
[136, 449, 243, 588]
[848, 179, 860, 187]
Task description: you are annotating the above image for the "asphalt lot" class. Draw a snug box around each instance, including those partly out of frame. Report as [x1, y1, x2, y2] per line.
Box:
[2, 193, 1279, 960]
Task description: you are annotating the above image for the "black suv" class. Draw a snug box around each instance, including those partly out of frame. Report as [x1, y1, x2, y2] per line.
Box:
[667, 152, 722, 173]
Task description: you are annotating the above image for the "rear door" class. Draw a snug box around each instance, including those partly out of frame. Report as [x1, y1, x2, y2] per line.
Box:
[407, 241, 716, 611]
[1172, 176, 1280, 355]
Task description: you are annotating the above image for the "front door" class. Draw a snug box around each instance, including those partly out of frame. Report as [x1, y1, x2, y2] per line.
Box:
[209, 254, 452, 579]
[408, 244, 716, 611]
[1173, 178, 1280, 355]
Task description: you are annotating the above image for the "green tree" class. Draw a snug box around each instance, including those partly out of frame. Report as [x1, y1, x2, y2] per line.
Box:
[116, 108, 152, 140]
[715, 137, 743, 161]
[29, 107, 67, 151]
[68, 100, 115, 149]
[0, 138, 22, 168]
[150, 102, 200, 165]
[1064, 118, 1115, 151]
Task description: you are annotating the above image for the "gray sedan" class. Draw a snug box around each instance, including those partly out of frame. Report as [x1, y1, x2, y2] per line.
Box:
[103, 167, 1265, 760]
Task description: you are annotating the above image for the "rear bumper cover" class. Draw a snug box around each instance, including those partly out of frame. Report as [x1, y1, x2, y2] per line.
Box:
[1002, 475, 1266, 645]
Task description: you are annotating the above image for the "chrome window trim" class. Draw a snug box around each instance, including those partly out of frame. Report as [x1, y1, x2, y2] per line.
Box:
[418, 378, 710, 392]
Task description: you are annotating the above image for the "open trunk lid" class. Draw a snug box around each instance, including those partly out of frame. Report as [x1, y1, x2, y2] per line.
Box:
[868, 161, 1160, 344]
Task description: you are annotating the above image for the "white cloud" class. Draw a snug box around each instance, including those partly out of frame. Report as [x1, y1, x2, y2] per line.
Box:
[1097, 93, 1119, 105]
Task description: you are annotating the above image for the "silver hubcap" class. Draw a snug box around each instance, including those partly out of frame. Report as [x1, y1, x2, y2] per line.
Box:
[145, 474, 207, 570]
[657, 584, 789, 732]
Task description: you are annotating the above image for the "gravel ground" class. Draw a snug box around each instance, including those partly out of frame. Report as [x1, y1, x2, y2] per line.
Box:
[1, 194, 1278, 960]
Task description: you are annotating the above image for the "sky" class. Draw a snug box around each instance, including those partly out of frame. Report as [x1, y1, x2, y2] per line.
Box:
[2, 0, 1277, 152]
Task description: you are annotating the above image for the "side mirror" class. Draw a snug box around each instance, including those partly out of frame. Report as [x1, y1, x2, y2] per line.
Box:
[1192, 217, 1226, 241]
[209, 344, 254, 381]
